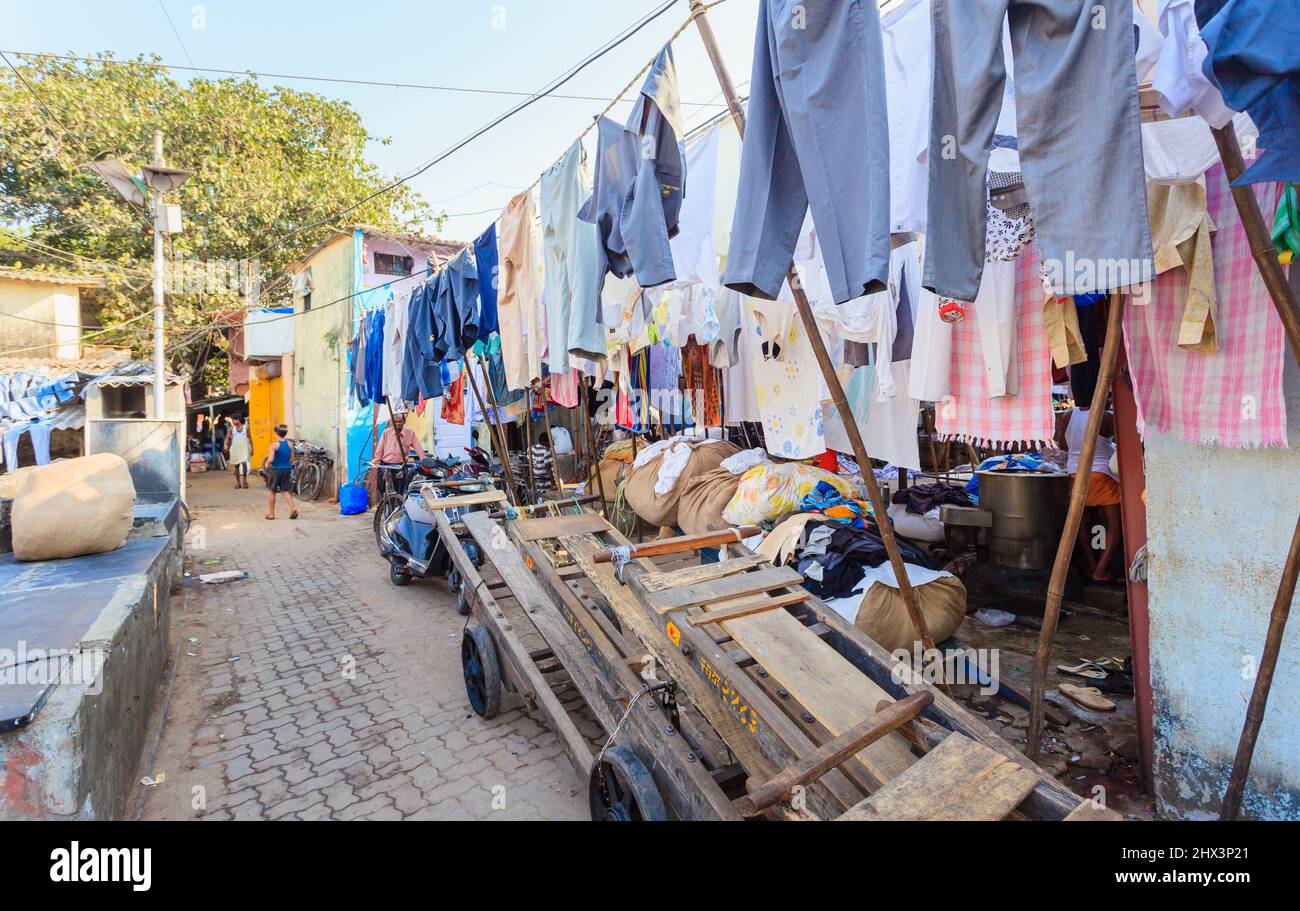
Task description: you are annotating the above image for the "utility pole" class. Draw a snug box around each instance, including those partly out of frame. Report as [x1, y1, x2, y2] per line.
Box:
[151, 129, 166, 419]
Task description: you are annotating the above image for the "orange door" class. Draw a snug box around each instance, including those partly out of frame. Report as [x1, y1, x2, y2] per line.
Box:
[248, 374, 284, 467]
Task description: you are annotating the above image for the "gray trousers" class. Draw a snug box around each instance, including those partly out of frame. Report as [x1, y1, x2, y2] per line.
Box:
[923, 0, 1154, 300]
[724, 0, 892, 304]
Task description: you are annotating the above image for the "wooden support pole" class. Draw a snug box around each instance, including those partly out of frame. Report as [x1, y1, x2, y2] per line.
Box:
[688, 0, 938, 659]
[740, 691, 934, 814]
[464, 353, 519, 507]
[1211, 122, 1300, 361]
[1220, 514, 1300, 819]
[522, 391, 538, 505]
[582, 377, 609, 509]
[593, 525, 762, 564]
[1027, 292, 1125, 760]
[1209, 122, 1300, 819]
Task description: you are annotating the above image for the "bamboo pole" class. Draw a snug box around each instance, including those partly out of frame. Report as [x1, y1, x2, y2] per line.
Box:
[1221, 515, 1300, 819]
[1209, 122, 1300, 819]
[688, 0, 938, 658]
[464, 354, 519, 507]
[1027, 292, 1125, 760]
[582, 376, 610, 509]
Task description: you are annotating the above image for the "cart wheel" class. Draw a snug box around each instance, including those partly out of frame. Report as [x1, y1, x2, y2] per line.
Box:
[455, 585, 471, 616]
[390, 560, 412, 587]
[588, 747, 668, 821]
[448, 567, 463, 595]
[461, 625, 501, 718]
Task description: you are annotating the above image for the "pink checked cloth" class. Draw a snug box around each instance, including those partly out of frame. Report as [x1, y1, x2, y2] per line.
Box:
[1124, 165, 1288, 449]
[936, 243, 1056, 449]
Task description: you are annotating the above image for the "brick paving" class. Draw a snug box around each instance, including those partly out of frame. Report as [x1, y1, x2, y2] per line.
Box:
[138, 472, 587, 820]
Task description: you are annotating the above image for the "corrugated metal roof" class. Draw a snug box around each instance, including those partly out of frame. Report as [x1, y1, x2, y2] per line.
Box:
[0, 266, 106, 288]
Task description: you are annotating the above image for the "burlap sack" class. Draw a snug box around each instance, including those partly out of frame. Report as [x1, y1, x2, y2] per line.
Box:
[588, 457, 627, 509]
[677, 468, 741, 535]
[624, 441, 738, 529]
[11, 453, 136, 561]
[854, 575, 967, 652]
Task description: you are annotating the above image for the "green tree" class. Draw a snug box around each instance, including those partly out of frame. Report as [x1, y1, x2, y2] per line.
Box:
[0, 52, 437, 380]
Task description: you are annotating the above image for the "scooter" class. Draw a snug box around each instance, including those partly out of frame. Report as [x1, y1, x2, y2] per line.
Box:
[377, 456, 490, 609]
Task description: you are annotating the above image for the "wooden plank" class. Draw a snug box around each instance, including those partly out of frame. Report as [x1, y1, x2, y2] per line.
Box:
[432, 512, 593, 774]
[639, 554, 770, 592]
[649, 565, 803, 614]
[718, 606, 917, 785]
[420, 489, 506, 510]
[795, 597, 1085, 820]
[514, 512, 610, 541]
[687, 590, 809, 627]
[837, 734, 1038, 821]
[1063, 800, 1124, 821]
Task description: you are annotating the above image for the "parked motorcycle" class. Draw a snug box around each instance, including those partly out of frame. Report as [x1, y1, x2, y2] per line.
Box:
[375, 456, 492, 611]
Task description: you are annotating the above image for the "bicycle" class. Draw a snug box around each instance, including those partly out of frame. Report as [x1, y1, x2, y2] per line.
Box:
[359, 458, 413, 551]
[291, 440, 333, 501]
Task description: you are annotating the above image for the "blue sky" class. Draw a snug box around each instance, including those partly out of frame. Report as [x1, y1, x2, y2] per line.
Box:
[2, 0, 760, 243]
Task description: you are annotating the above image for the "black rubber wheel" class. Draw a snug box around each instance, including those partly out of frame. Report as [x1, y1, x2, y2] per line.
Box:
[448, 566, 463, 595]
[454, 582, 471, 616]
[389, 559, 412, 587]
[373, 491, 403, 551]
[299, 462, 324, 501]
[588, 747, 668, 821]
[461, 625, 501, 718]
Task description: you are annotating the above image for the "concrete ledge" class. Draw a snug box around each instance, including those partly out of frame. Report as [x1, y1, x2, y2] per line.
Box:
[0, 510, 179, 820]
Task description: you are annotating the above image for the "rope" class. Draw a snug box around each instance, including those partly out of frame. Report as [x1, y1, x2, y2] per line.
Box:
[608, 544, 634, 583]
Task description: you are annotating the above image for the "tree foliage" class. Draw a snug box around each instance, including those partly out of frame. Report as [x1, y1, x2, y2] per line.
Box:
[0, 53, 436, 381]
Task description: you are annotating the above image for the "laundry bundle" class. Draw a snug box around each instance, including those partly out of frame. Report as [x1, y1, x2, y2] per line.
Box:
[676, 467, 742, 536]
[623, 438, 738, 529]
[722, 462, 860, 527]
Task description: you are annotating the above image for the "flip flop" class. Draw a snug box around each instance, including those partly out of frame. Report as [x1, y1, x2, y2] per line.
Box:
[290, 511, 299, 520]
[1059, 683, 1116, 712]
[265, 515, 275, 520]
[1057, 661, 1108, 680]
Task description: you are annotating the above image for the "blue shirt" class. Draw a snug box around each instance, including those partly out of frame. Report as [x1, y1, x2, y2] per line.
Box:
[270, 440, 292, 469]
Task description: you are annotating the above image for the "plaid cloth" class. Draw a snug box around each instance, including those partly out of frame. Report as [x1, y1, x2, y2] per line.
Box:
[1124, 165, 1288, 449]
[935, 243, 1056, 449]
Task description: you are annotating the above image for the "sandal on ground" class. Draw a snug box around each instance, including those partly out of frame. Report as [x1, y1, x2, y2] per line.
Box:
[1059, 683, 1116, 712]
[290, 510, 299, 520]
[265, 514, 275, 520]
[1057, 661, 1109, 680]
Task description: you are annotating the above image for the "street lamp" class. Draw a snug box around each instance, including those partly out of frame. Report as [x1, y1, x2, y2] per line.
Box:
[85, 131, 193, 417]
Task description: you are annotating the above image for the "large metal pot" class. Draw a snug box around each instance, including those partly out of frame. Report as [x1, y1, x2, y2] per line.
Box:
[977, 469, 1069, 570]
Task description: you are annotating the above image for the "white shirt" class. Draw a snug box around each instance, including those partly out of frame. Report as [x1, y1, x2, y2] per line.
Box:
[1153, 0, 1236, 129]
[881, 0, 932, 234]
[669, 124, 721, 292]
[382, 289, 409, 408]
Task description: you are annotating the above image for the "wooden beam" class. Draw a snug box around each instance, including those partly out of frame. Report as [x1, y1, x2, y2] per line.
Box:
[1028, 292, 1125, 761]
[686, 590, 810, 627]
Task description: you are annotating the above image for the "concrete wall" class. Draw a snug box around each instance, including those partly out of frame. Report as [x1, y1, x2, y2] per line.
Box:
[0, 279, 82, 358]
[1144, 356, 1300, 819]
[0, 528, 178, 820]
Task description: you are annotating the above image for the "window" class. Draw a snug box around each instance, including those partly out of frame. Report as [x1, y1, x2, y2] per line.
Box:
[301, 292, 312, 312]
[298, 366, 305, 386]
[374, 252, 413, 276]
[101, 384, 147, 418]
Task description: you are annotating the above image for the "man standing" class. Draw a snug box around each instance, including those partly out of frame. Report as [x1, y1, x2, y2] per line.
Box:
[374, 412, 426, 496]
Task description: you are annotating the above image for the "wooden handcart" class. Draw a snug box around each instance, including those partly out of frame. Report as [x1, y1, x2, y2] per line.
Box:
[440, 504, 1115, 821]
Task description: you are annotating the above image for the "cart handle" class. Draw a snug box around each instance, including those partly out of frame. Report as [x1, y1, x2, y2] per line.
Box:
[741, 691, 934, 815]
[593, 526, 763, 564]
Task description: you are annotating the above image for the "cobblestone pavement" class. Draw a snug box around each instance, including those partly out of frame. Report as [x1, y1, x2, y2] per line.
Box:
[138, 472, 587, 820]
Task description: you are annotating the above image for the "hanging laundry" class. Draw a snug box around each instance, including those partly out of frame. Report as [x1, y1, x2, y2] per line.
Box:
[382, 290, 409, 408]
[669, 124, 720, 291]
[403, 280, 443, 401]
[581, 45, 685, 296]
[748, 296, 826, 459]
[1147, 177, 1218, 353]
[541, 139, 606, 374]
[497, 190, 543, 389]
[1124, 165, 1288, 448]
[681, 341, 721, 428]
[440, 363, 465, 425]
[1196, 0, 1300, 184]
[433, 248, 480, 362]
[925, 0, 1154, 300]
[935, 243, 1056, 449]
[1152, 0, 1235, 127]
[473, 223, 500, 338]
[364, 307, 386, 404]
[881, 0, 933, 234]
[725, 0, 891, 305]
[1141, 110, 1258, 185]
